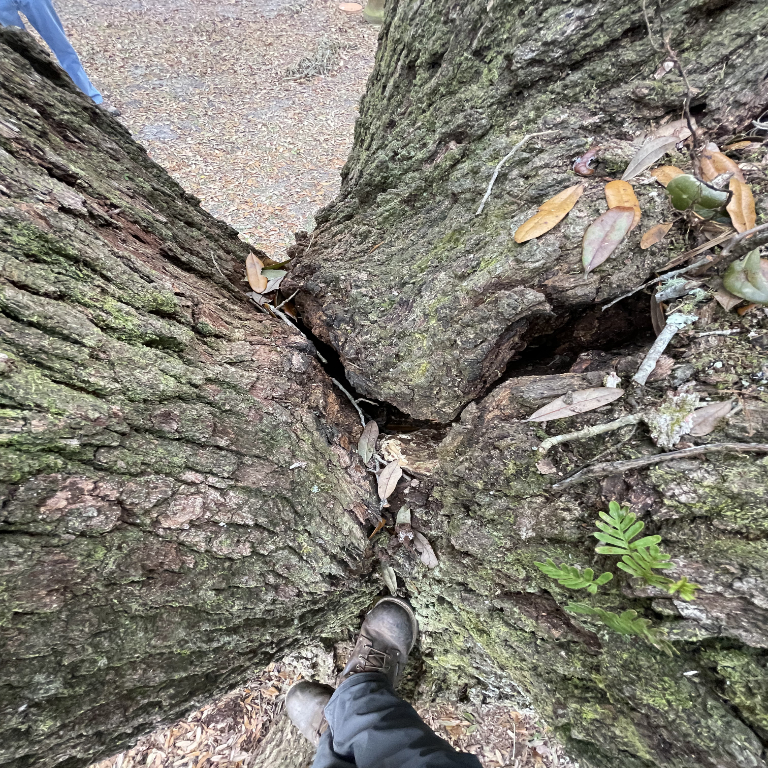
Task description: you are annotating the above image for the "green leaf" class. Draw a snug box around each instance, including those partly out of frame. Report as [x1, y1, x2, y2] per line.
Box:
[535, 560, 612, 593]
[630, 535, 662, 550]
[596, 545, 632, 556]
[596, 572, 614, 585]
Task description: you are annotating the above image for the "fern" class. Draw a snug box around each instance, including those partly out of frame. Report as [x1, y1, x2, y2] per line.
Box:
[534, 559, 613, 594]
[594, 501, 698, 601]
[568, 603, 676, 656]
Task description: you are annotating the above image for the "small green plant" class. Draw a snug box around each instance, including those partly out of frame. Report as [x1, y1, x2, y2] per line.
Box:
[567, 604, 675, 656]
[535, 560, 613, 594]
[534, 501, 700, 655]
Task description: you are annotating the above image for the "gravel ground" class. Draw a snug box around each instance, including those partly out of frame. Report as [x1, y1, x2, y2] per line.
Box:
[58, 0, 378, 256]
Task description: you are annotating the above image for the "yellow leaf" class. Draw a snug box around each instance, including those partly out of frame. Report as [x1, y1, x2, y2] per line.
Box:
[514, 184, 585, 243]
[726, 178, 756, 234]
[650, 166, 685, 187]
[604, 180, 641, 230]
[245, 252, 268, 293]
[723, 140, 756, 151]
[700, 147, 745, 183]
[640, 222, 673, 249]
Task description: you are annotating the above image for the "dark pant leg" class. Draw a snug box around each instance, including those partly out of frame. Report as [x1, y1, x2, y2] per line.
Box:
[321, 672, 482, 768]
[311, 730, 355, 768]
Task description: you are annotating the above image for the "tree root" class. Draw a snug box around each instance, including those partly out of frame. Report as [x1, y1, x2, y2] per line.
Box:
[538, 413, 643, 454]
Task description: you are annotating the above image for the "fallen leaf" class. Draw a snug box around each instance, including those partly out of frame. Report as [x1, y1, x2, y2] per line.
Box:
[338, 2, 363, 12]
[690, 400, 733, 436]
[723, 140, 757, 151]
[650, 295, 667, 336]
[514, 184, 585, 243]
[526, 387, 625, 422]
[723, 249, 768, 304]
[262, 269, 287, 279]
[650, 166, 685, 186]
[573, 146, 599, 176]
[622, 136, 680, 181]
[648, 354, 674, 382]
[640, 222, 673, 249]
[412, 531, 438, 568]
[369, 518, 386, 538]
[653, 118, 693, 141]
[726, 178, 756, 233]
[737, 302, 757, 316]
[377, 460, 402, 501]
[245, 253, 268, 293]
[700, 146, 745, 183]
[358, 420, 379, 463]
[605, 180, 641, 230]
[379, 563, 398, 595]
[582, 207, 635, 274]
[712, 286, 743, 312]
[395, 504, 411, 526]
[536, 458, 558, 475]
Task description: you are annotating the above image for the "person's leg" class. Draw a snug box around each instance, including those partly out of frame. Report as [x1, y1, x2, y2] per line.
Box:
[0, 0, 26, 28]
[323, 672, 481, 768]
[16, 0, 103, 103]
[311, 730, 355, 768]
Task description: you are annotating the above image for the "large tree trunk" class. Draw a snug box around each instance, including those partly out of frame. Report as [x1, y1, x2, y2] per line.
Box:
[0, 28, 377, 768]
[286, 1, 768, 768]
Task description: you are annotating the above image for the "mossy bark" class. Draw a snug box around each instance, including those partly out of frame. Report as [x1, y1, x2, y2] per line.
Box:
[288, 0, 768, 421]
[0, 29, 377, 768]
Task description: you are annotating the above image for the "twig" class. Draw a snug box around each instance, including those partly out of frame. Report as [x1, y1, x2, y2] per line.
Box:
[538, 413, 643, 454]
[660, 230, 734, 271]
[276, 289, 298, 310]
[331, 378, 366, 427]
[697, 329, 740, 337]
[633, 313, 697, 385]
[602, 259, 709, 311]
[475, 131, 557, 215]
[719, 222, 768, 259]
[552, 442, 768, 490]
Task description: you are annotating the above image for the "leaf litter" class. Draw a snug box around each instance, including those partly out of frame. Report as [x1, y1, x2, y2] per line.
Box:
[582, 207, 635, 273]
[526, 388, 625, 422]
[514, 184, 584, 243]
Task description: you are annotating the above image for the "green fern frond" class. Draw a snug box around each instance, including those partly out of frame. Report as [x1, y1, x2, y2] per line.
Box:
[666, 577, 700, 601]
[567, 602, 676, 656]
[534, 560, 613, 594]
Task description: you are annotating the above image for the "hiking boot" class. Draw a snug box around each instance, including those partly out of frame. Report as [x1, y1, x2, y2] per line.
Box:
[98, 103, 121, 116]
[339, 597, 418, 688]
[285, 681, 334, 746]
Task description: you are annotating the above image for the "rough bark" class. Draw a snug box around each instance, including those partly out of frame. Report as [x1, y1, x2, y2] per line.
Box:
[287, 0, 768, 421]
[0, 28, 377, 768]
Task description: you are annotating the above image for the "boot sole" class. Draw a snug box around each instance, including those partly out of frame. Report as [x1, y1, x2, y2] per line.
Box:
[371, 596, 419, 652]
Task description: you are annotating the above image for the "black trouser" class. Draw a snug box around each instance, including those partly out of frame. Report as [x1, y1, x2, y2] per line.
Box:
[312, 672, 482, 768]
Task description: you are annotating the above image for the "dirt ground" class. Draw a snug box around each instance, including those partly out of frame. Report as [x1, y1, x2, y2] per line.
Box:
[60, 0, 378, 257]
[32, 2, 573, 765]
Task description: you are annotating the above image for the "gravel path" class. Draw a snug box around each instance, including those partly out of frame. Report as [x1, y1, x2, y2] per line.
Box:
[59, 0, 377, 257]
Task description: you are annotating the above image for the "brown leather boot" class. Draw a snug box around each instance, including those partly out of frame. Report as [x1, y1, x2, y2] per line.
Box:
[339, 597, 418, 688]
[285, 681, 334, 745]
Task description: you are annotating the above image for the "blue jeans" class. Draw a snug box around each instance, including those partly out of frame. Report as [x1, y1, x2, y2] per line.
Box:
[0, 0, 102, 103]
[313, 673, 482, 768]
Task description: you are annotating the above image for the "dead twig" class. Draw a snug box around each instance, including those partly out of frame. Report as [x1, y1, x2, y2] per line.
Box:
[275, 289, 298, 310]
[718, 222, 768, 259]
[553, 442, 768, 490]
[475, 131, 557, 215]
[660, 230, 734, 271]
[331, 378, 366, 427]
[538, 413, 643, 454]
[633, 313, 697, 385]
[210, 250, 226, 279]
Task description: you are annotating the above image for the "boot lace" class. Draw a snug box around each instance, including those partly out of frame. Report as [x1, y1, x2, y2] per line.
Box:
[355, 637, 399, 674]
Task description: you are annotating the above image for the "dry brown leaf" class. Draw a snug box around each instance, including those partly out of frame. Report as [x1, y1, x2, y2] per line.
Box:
[650, 166, 685, 187]
[357, 420, 379, 464]
[724, 140, 758, 151]
[536, 458, 558, 475]
[622, 136, 680, 181]
[653, 119, 693, 141]
[640, 222, 673, 249]
[514, 184, 585, 243]
[245, 253, 268, 293]
[605, 180, 641, 230]
[582, 207, 635, 274]
[412, 531, 438, 568]
[712, 286, 744, 312]
[648, 354, 675, 382]
[526, 387, 625, 422]
[726, 178, 756, 233]
[377, 460, 402, 501]
[700, 146, 745, 183]
[737, 302, 758, 316]
[690, 401, 733, 436]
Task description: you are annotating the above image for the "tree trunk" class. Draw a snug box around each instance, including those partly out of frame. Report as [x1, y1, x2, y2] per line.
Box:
[285, 1, 768, 767]
[0, 28, 377, 768]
